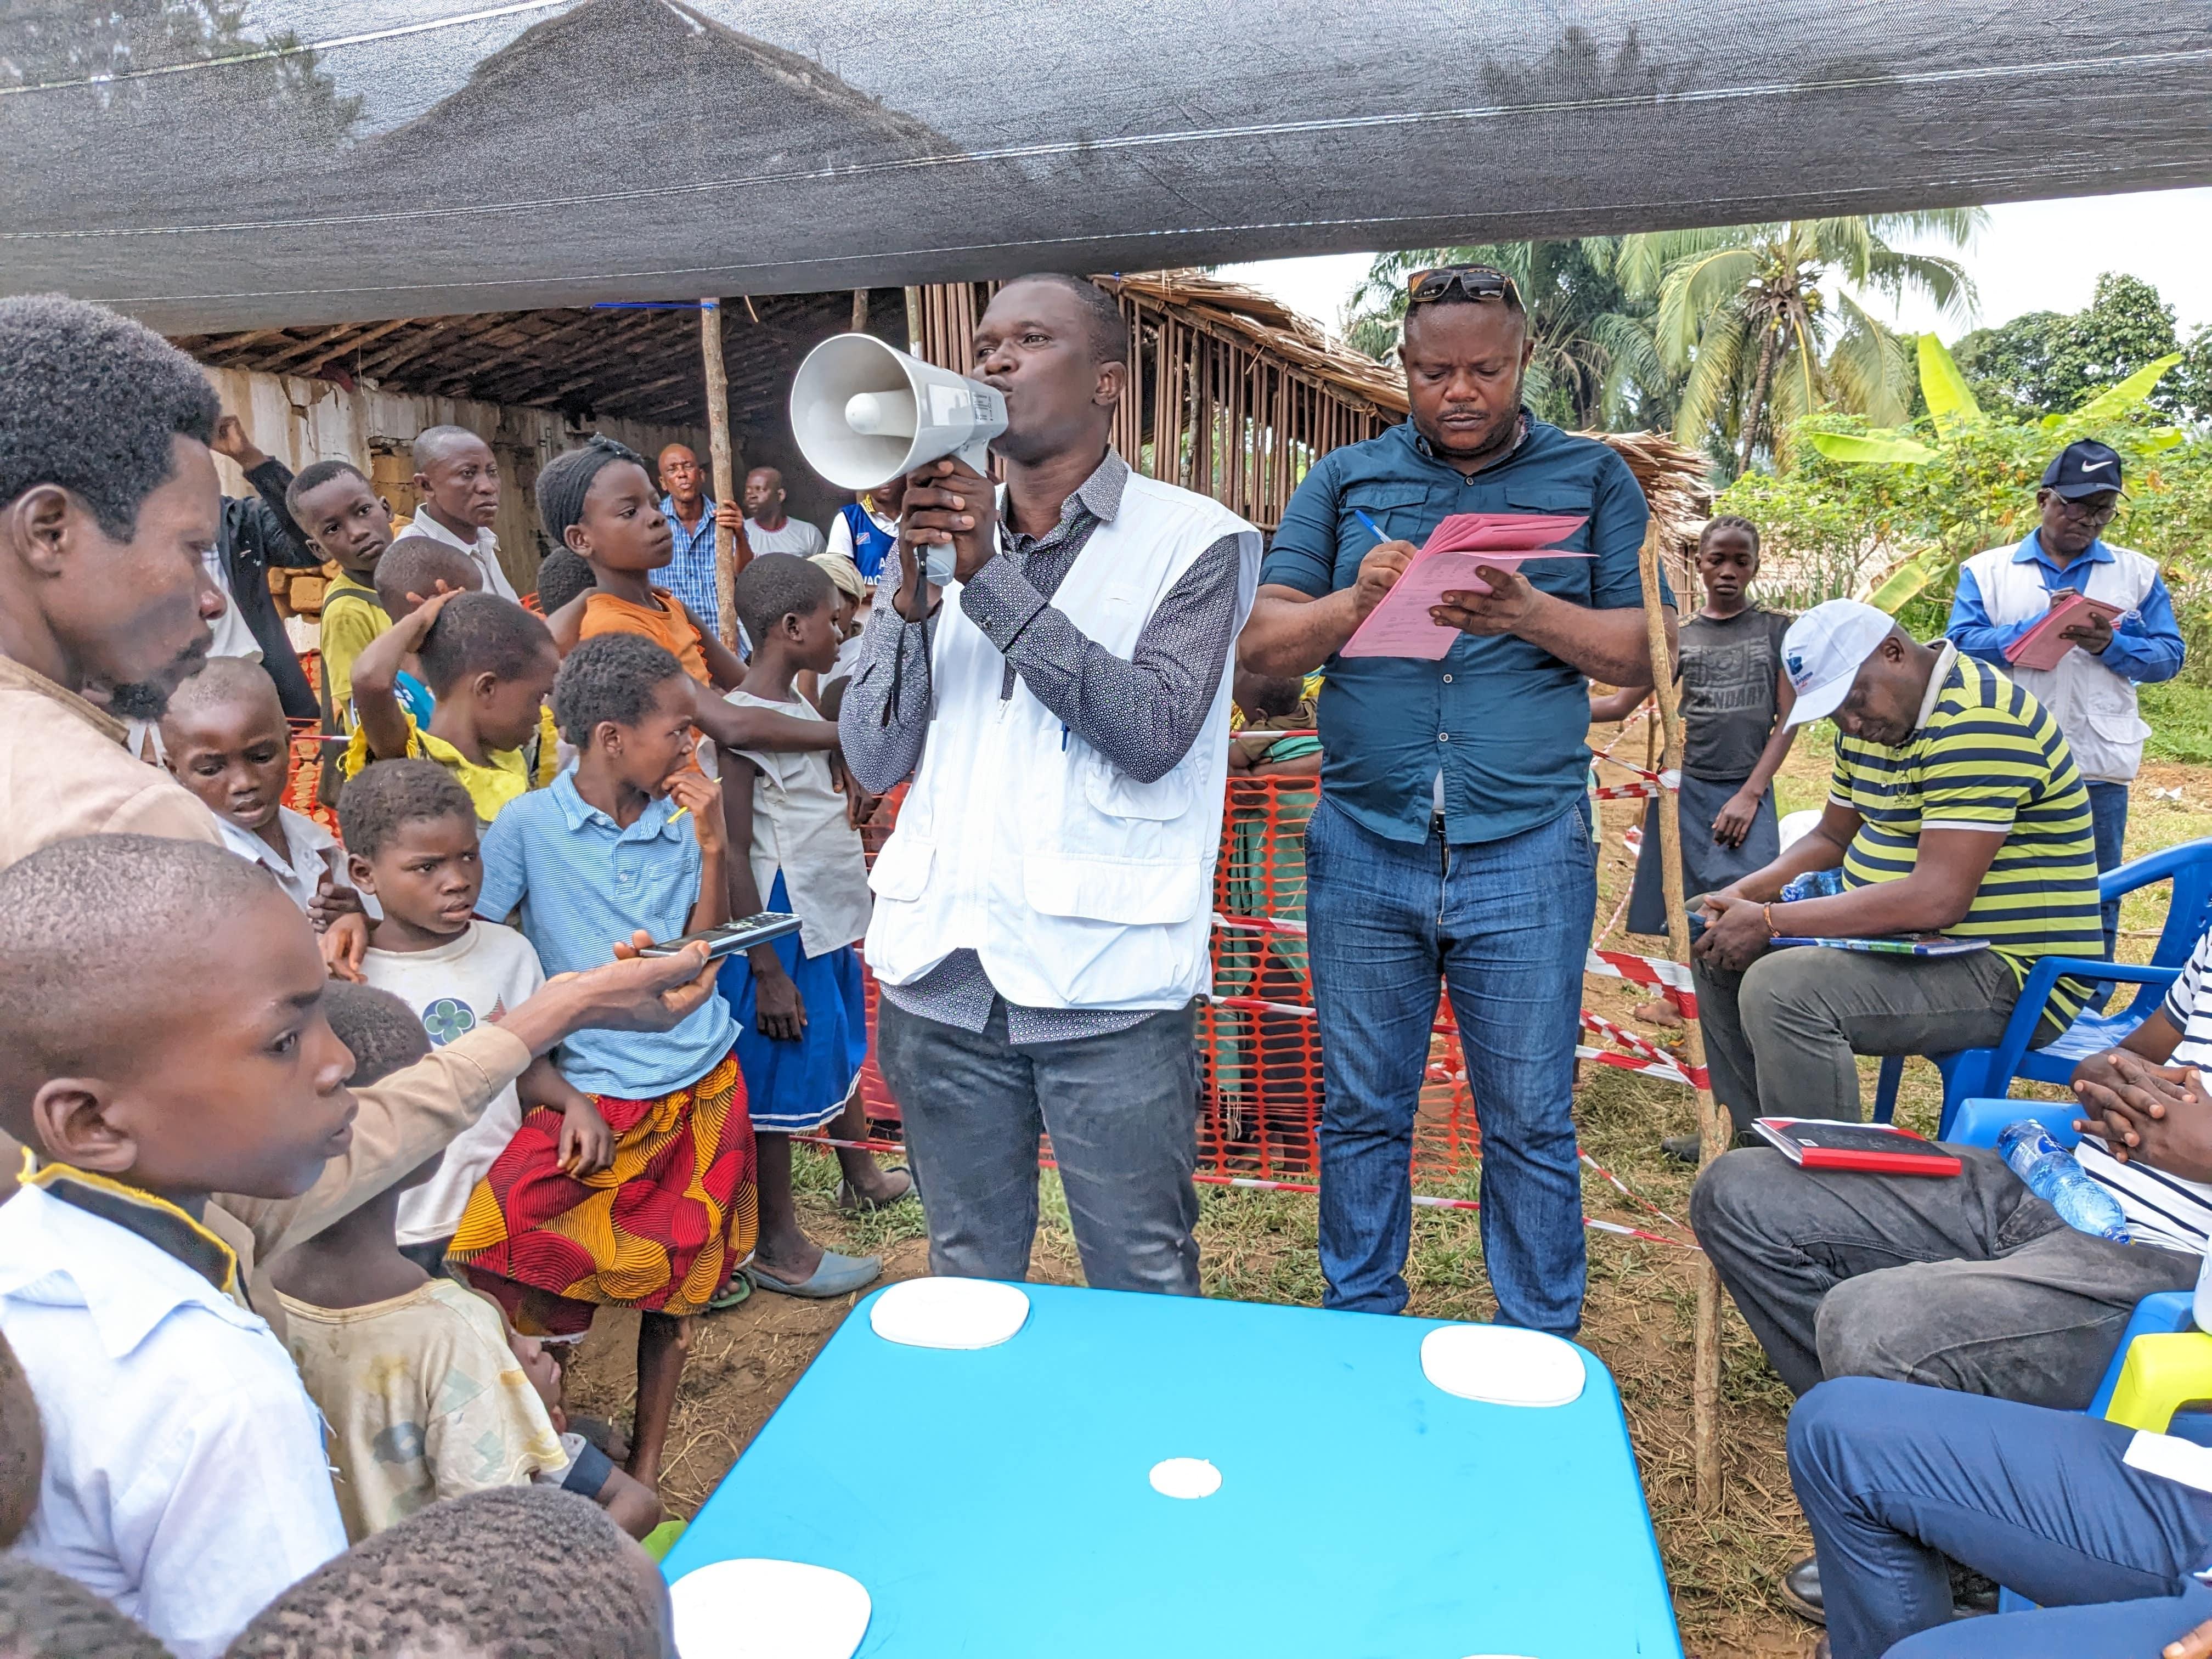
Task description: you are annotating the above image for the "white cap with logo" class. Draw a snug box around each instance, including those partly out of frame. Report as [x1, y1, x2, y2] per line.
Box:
[1781, 599, 1898, 728]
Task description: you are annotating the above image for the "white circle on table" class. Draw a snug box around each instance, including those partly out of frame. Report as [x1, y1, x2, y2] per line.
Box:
[668, 1558, 870, 1659]
[1420, 1323, 1587, 1407]
[1149, 1457, 1222, 1499]
[868, 1277, 1030, 1349]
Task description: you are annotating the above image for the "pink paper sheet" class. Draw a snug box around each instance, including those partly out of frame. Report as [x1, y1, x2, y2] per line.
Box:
[1340, 512, 1590, 660]
[2002, 591, 2125, 673]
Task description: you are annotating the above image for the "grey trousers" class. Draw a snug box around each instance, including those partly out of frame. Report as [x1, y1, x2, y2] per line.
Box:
[874, 998, 1203, 1296]
[1694, 944, 2038, 1131]
[1691, 1147, 2199, 1407]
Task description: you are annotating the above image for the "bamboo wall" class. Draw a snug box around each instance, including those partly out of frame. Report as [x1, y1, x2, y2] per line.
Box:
[906, 281, 1393, 531]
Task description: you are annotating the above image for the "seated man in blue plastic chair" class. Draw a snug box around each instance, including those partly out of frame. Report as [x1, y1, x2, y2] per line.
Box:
[1689, 597, 2106, 1134]
[1699, 921, 2212, 1628]
[1790, 1373, 2212, 1659]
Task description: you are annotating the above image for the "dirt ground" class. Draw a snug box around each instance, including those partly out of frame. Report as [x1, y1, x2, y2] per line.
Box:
[566, 727, 2212, 1658]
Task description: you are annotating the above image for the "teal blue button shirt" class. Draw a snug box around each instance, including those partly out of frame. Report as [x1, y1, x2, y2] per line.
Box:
[477, 769, 738, 1098]
[1261, 416, 1662, 846]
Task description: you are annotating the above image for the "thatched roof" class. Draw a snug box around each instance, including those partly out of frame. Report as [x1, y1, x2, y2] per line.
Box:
[172, 268, 1714, 567]
[1104, 269, 1714, 563]
[1102, 270, 1410, 415]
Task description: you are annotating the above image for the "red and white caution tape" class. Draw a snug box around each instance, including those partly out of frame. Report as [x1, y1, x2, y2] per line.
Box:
[1215, 911, 1305, 938]
[1587, 946, 1698, 1012]
[1591, 766, 1679, 803]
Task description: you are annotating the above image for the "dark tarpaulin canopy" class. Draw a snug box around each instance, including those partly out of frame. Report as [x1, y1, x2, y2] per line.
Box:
[3, 0, 2209, 334]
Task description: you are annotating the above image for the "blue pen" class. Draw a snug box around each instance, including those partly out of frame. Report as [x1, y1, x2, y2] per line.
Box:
[1353, 508, 1387, 544]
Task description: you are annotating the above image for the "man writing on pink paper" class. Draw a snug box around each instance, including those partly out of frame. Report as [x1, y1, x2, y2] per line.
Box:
[1238, 263, 1671, 1332]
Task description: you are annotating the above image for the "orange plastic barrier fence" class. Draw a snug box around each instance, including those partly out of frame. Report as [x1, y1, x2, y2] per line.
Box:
[853, 776, 1484, 1182]
[283, 692, 1493, 1182]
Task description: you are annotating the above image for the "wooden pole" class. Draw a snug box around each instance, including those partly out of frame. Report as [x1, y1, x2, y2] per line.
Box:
[851, 288, 870, 334]
[1633, 520, 1729, 1514]
[699, 297, 740, 650]
[903, 286, 924, 357]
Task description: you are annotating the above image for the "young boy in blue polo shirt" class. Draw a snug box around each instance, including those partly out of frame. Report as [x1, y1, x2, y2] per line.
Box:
[0, 835, 353, 1657]
[451, 633, 754, 1490]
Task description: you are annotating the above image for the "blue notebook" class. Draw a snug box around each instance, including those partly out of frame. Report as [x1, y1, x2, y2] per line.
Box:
[1769, 935, 1989, 957]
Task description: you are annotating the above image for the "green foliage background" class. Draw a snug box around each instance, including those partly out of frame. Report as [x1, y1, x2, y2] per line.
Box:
[1717, 403, 2212, 672]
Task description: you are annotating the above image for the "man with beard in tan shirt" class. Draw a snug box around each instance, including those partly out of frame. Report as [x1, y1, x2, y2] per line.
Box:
[0, 296, 724, 1331]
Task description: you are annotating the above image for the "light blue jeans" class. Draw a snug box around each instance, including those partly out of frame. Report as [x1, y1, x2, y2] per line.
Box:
[1305, 795, 1595, 1332]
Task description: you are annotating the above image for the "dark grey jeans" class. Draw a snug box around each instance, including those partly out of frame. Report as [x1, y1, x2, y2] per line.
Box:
[1692, 1147, 2199, 1407]
[1694, 943, 2042, 1131]
[874, 998, 1203, 1296]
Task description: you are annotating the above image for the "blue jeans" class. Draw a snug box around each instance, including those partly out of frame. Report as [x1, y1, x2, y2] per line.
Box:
[876, 998, 1202, 1296]
[1305, 795, 1595, 1331]
[2086, 780, 2129, 961]
[1789, 1377, 2212, 1659]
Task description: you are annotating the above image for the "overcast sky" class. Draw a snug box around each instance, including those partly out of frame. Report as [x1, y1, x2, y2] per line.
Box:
[1218, 186, 2212, 346]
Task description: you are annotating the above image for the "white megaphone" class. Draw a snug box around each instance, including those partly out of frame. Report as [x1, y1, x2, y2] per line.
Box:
[790, 334, 1008, 585]
[791, 333, 1007, 489]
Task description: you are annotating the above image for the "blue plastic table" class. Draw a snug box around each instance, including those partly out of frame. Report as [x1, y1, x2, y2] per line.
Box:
[664, 1283, 1681, 1657]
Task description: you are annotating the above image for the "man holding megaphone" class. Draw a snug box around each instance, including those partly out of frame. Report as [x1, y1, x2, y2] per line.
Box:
[830, 275, 1260, 1296]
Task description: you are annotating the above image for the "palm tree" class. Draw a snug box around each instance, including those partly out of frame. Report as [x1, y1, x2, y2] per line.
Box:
[1341, 240, 1673, 432]
[1620, 213, 1983, 473]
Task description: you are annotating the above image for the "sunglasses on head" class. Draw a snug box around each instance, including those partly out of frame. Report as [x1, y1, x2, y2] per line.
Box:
[1406, 266, 1521, 307]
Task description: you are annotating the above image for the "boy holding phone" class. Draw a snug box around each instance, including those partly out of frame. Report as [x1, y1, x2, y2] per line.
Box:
[449, 633, 752, 1491]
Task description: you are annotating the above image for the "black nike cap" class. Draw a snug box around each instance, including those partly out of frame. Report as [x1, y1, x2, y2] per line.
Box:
[2042, 439, 2124, 500]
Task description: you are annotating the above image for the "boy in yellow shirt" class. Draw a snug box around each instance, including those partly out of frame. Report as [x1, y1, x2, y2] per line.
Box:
[341, 591, 558, 823]
[286, 461, 396, 719]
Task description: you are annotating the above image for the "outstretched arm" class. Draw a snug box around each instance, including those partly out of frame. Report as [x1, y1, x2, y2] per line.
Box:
[689, 683, 839, 755]
[1589, 677, 1654, 724]
[836, 555, 935, 793]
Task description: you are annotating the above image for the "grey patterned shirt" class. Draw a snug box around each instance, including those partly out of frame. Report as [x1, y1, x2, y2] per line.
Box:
[839, 449, 1245, 1042]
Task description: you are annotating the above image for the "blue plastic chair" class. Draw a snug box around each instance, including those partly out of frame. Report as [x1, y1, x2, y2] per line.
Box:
[1944, 1098, 2207, 1610]
[1870, 840, 2212, 1137]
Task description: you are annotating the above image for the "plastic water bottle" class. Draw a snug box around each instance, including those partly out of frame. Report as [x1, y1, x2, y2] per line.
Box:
[1780, 867, 1846, 902]
[1997, 1120, 2131, 1243]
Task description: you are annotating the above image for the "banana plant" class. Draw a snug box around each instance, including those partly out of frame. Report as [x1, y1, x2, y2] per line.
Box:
[1820, 337, 2187, 613]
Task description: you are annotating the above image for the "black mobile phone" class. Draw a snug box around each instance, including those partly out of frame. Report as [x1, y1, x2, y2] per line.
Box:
[636, 913, 803, 959]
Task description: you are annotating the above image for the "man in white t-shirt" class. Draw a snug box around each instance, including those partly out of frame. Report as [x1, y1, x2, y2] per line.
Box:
[741, 467, 826, 559]
[395, 426, 517, 602]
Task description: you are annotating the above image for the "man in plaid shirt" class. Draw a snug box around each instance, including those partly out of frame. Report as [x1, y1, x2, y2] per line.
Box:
[654, 443, 744, 640]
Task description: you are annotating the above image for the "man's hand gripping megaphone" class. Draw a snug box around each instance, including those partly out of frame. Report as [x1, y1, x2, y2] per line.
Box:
[893, 455, 1001, 621]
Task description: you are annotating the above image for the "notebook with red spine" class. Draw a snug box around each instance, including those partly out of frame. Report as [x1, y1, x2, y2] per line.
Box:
[1752, 1117, 1962, 1177]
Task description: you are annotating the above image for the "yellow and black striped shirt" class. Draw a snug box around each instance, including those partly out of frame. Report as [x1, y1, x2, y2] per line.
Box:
[1830, 652, 2103, 1025]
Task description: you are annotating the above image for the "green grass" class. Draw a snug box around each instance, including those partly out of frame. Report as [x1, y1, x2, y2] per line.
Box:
[2142, 681, 2212, 765]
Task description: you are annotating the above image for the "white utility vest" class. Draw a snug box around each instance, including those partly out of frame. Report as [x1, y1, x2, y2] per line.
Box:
[865, 472, 1261, 1011]
[1957, 538, 2159, 783]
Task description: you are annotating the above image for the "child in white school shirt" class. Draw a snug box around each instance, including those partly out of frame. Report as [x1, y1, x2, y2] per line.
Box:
[160, 658, 351, 926]
[0, 836, 353, 1658]
[336, 759, 612, 1272]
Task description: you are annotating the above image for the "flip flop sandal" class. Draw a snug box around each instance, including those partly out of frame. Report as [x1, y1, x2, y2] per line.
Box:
[837, 1165, 917, 1214]
[704, 1272, 754, 1312]
[748, 1250, 884, 1299]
